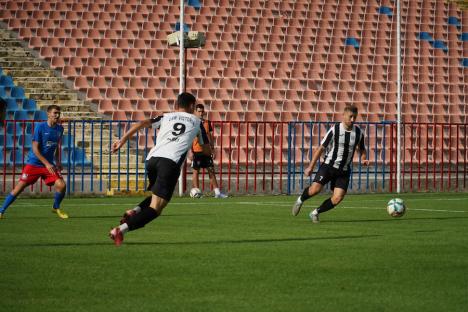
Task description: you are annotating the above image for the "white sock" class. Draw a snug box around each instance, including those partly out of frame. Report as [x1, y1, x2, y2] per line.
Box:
[311, 209, 318, 215]
[297, 196, 302, 204]
[133, 206, 142, 213]
[214, 188, 221, 195]
[119, 223, 129, 234]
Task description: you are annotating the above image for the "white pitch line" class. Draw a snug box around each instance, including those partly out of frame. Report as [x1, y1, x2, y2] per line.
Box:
[10, 200, 468, 214]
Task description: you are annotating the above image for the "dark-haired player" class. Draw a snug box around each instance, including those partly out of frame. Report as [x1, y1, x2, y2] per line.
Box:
[0, 105, 68, 219]
[292, 105, 369, 223]
[109, 93, 211, 245]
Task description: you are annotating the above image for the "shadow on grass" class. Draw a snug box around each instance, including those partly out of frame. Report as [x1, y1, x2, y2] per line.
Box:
[2, 234, 381, 248]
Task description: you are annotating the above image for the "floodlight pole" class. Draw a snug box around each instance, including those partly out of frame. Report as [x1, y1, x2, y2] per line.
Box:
[178, 0, 186, 197]
[396, 0, 402, 193]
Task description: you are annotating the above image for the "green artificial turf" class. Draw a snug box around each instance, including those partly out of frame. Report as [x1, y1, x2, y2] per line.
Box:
[0, 193, 467, 311]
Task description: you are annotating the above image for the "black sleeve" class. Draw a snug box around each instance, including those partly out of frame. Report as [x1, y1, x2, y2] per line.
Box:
[359, 132, 366, 151]
[149, 115, 163, 128]
[198, 121, 210, 145]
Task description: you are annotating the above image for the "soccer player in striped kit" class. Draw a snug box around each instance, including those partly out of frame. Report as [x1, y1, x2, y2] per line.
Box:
[292, 105, 369, 223]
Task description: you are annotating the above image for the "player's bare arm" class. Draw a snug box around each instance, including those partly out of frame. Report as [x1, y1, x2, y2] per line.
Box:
[112, 119, 153, 153]
[360, 148, 369, 166]
[32, 141, 55, 174]
[304, 146, 325, 176]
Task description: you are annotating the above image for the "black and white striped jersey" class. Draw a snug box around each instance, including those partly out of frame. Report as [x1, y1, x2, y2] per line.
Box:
[320, 123, 366, 171]
[146, 112, 209, 166]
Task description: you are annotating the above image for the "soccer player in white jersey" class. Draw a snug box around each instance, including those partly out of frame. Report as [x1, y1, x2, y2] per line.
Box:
[109, 93, 211, 245]
[292, 105, 369, 223]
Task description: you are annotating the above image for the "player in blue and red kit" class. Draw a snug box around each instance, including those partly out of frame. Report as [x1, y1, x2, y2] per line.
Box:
[0, 105, 69, 219]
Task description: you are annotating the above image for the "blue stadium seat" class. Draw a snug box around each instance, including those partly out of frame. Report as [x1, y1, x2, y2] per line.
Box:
[0, 134, 15, 149]
[461, 33, 468, 41]
[14, 110, 32, 120]
[0, 75, 14, 87]
[6, 98, 19, 111]
[431, 40, 448, 52]
[378, 6, 393, 16]
[22, 99, 37, 111]
[9, 148, 26, 166]
[17, 134, 32, 149]
[6, 122, 24, 135]
[187, 0, 202, 10]
[173, 22, 190, 33]
[72, 148, 92, 166]
[10, 86, 25, 99]
[344, 37, 360, 48]
[61, 134, 74, 149]
[0, 147, 9, 166]
[33, 110, 48, 120]
[0, 86, 6, 97]
[418, 32, 433, 41]
[462, 58, 468, 68]
[447, 16, 460, 26]
[0, 67, 3, 76]
[25, 122, 34, 135]
[61, 149, 71, 166]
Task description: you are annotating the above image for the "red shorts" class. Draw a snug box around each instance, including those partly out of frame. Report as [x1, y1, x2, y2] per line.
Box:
[19, 164, 63, 186]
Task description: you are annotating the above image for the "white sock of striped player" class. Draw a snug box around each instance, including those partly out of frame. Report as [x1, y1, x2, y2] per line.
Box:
[118, 223, 129, 234]
[214, 188, 221, 195]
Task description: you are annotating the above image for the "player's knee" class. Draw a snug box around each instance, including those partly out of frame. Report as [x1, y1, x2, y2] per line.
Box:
[56, 180, 66, 192]
[331, 195, 344, 205]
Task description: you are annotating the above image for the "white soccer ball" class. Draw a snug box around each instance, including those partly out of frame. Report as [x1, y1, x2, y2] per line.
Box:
[189, 188, 202, 198]
[387, 198, 406, 217]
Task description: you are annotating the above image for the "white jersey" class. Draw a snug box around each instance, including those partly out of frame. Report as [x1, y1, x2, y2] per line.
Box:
[146, 112, 209, 166]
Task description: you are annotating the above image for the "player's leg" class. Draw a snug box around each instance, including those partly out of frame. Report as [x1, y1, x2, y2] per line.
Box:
[309, 172, 349, 223]
[120, 196, 152, 224]
[110, 157, 178, 246]
[207, 166, 227, 198]
[0, 181, 30, 218]
[192, 168, 200, 189]
[51, 178, 68, 219]
[292, 164, 330, 216]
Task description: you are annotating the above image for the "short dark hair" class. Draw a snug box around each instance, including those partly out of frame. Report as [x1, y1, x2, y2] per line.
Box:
[177, 92, 196, 109]
[344, 105, 358, 114]
[47, 105, 61, 112]
[195, 103, 204, 111]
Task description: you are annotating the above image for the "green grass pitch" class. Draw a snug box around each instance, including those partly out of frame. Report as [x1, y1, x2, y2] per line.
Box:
[0, 193, 467, 312]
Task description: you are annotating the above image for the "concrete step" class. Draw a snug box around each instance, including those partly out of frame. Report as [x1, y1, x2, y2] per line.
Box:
[13, 81, 66, 89]
[0, 60, 44, 67]
[61, 112, 103, 119]
[27, 92, 78, 101]
[7, 69, 56, 77]
[0, 50, 34, 58]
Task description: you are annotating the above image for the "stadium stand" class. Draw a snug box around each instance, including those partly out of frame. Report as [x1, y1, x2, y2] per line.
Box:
[0, 0, 464, 126]
[0, 0, 466, 170]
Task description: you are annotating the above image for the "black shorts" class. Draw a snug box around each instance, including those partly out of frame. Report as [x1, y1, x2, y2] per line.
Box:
[313, 163, 350, 191]
[191, 153, 214, 170]
[146, 157, 180, 201]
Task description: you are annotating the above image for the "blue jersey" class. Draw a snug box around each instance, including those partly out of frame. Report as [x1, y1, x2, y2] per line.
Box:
[27, 122, 64, 167]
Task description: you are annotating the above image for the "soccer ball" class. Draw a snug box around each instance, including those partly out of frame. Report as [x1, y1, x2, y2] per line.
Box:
[387, 198, 406, 217]
[189, 188, 202, 198]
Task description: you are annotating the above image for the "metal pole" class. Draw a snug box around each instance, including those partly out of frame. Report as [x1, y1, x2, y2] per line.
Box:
[178, 0, 185, 196]
[396, 0, 402, 193]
